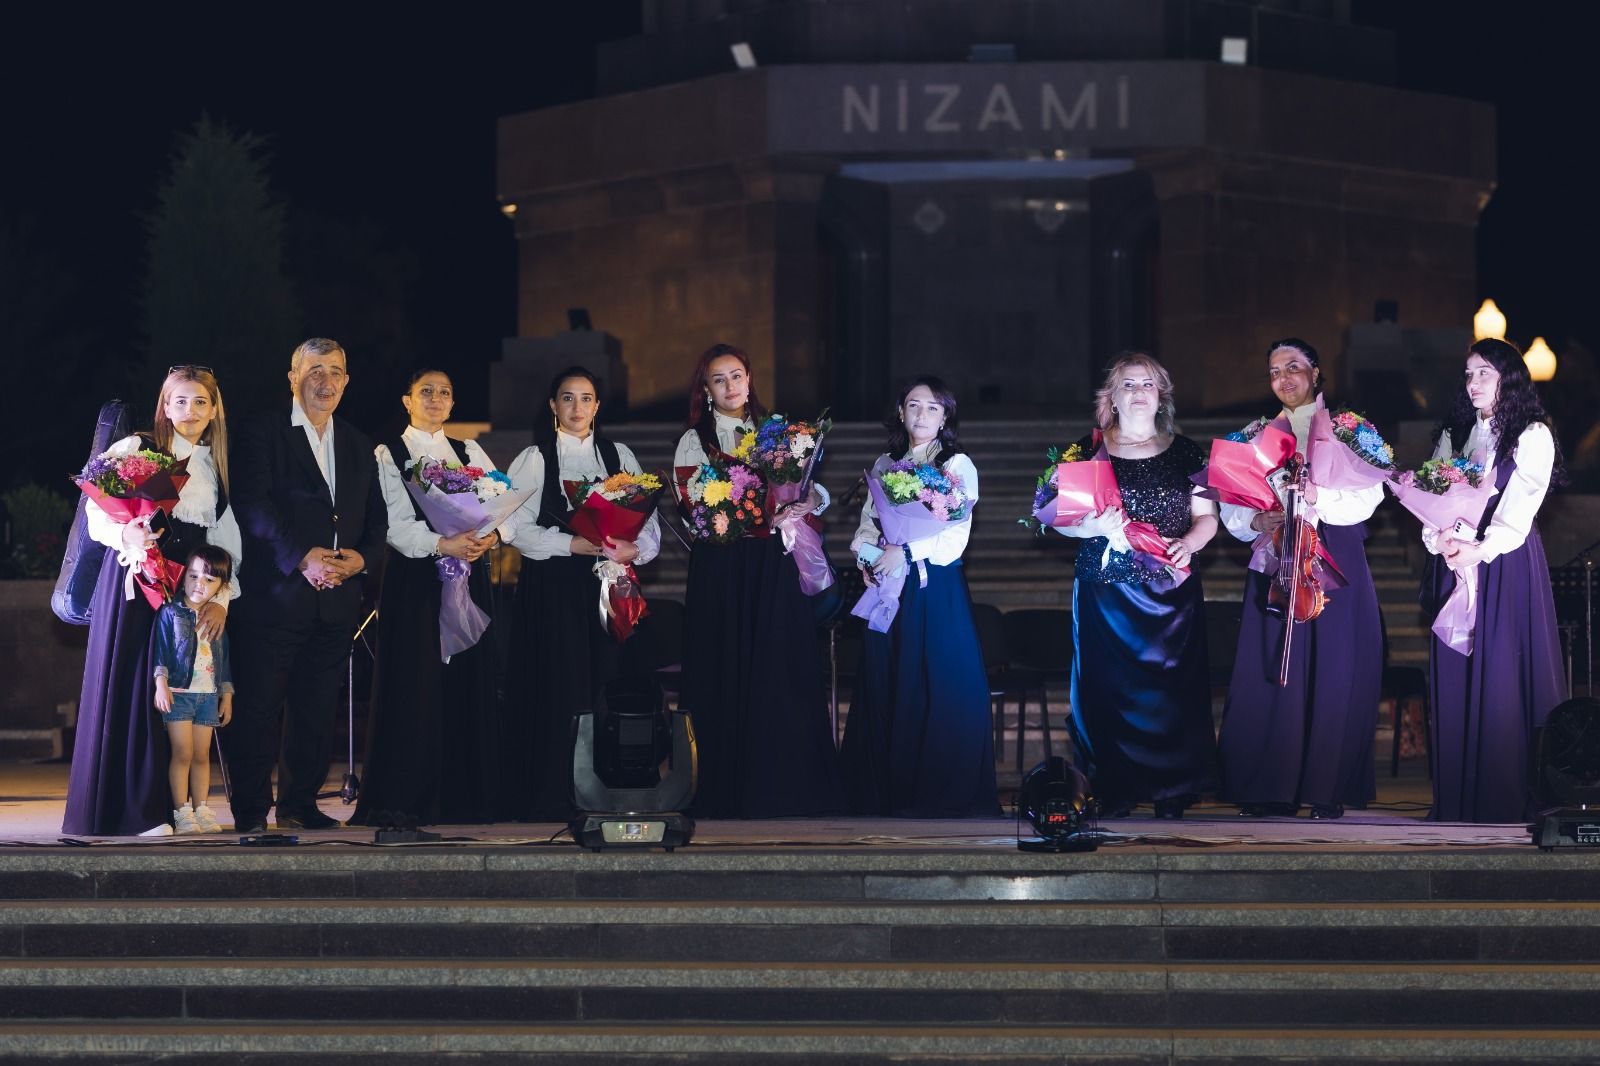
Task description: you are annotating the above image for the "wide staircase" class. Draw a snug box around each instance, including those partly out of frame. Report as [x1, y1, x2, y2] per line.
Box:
[595, 418, 1432, 666]
[3, 846, 1599, 1061]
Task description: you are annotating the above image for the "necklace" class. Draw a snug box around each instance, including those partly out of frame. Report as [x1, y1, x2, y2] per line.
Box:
[1116, 431, 1158, 448]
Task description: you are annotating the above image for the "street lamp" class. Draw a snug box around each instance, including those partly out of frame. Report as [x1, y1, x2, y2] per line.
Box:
[1474, 299, 1507, 341]
[1525, 336, 1557, 382]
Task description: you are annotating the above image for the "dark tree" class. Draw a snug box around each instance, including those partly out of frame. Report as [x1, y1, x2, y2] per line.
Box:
[140, 116, 301, 414]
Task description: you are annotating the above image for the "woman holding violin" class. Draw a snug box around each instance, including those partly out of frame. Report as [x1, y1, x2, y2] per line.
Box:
[1216, 338, 1384, 819]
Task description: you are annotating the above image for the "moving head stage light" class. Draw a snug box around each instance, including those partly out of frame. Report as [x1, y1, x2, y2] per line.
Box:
[570, 676, 697, 851]
[1533, 697, 1600, 850]
[1017, 756, 1098, 852]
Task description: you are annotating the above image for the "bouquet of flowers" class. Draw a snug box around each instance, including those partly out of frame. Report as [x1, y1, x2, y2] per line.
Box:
[404, 456, 536, 660]
[744, 411, 835, 596]
[1388, 456, 1495, 655]
[1192, 416, 1296, 511]
[678, 455, 767, 545]
[1024, 432, 1190, 586]
[564, 471, 665, 642]
[746, 411, 830, 484]
[1308, 401, 1394, 490]
[852, 458, 973, 633]
[74, 444, 190, 609]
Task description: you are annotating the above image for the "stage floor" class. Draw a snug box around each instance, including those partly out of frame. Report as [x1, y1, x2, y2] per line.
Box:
[0, 759, 1537, 851]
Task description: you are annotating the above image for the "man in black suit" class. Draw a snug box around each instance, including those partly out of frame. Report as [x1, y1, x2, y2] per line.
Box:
[223, 337, 387, 832]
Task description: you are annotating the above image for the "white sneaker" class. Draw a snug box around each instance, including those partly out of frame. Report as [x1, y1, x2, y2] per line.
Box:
[193, 805, 222, 834]
[137, 822, 174, 837]
[173, 805, 198, 835]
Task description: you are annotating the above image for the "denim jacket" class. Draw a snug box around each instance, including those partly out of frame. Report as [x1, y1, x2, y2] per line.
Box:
[152, 602, 234, 693]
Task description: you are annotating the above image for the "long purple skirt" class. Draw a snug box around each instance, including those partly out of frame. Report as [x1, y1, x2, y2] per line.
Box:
[1424, 530, 1566, 823]
[1218, 522, 1382, 810]
[62, 550, 171, 836]
[1070, 573, 1216, 812]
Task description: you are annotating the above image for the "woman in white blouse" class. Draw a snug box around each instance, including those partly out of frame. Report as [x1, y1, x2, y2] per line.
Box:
[1215, 338, 1385, 820]
[672, 343, 842, 818]
[64, 366, 243, 836]
[1421, 338, 1567, 823]
[501, 366, 660, 821]
[352, 369, 505, 828]
[839, 377, 997, 817]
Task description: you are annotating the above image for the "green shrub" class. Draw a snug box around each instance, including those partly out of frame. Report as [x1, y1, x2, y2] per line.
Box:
[2, 483, 73, 579]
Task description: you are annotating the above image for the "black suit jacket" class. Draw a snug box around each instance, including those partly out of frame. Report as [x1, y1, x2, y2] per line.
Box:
[232, 407, 387, 627]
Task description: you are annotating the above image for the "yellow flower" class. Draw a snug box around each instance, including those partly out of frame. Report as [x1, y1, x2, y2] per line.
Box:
[732, 430, 756, 459]
[701, 479, 732, 507]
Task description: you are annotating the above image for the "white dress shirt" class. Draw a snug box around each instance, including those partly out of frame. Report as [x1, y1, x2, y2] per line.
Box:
[672, 410, 831, 514]
[502, 429, 661, 563]
[376, 426, 502, 560]
[85, 432, 243, 603]
[1220, 401, 1383, 543]
[850, 443, 977, 566]
[290, 399, 336, 497]
[1422, 418, 1554, 562]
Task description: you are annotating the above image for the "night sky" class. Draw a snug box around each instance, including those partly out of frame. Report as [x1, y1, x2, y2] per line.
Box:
[2, 2, 1591, 465]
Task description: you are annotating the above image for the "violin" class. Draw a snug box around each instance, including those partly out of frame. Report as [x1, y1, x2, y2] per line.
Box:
[1265, 454, 1326, 685]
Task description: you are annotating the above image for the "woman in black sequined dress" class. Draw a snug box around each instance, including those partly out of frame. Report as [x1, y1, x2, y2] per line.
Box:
[1053, 353, 1219, 819]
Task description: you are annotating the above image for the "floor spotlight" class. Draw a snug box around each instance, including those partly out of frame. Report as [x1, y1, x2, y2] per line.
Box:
[570, 676, 697, 851]
[1533, 697, 1600, 849]
[1017, 756, 1098, 852]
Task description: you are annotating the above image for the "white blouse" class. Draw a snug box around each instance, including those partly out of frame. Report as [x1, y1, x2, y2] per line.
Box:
[1220, 402, 1383, 543]
[375, 426, 502, 560]
[850, 443, 977, 567]
[85, 433, 243, 603]
[502, 429, 661, 563]
[1423, 418, 1554, 562]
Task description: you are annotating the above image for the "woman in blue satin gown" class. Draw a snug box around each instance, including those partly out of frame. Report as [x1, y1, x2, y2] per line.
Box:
[1054, 352, 1219, 819]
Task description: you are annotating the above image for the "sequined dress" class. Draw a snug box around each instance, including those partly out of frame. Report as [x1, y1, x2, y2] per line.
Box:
[1068, 435, 1217, 813]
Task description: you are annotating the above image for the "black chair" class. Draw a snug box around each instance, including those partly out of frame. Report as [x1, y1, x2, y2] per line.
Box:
[617, 598, 685, 704]
[1205, 597, 1244, 698]
[1381, 611, 1430, 777]
[971, 603, 1023, 764]
[1001, 608, 1075, 775]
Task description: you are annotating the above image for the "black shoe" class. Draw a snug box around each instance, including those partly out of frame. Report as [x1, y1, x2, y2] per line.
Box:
[1309, 804, 1345, 820]
[1154, 798, 1186, 820]
[235, 820, 268, 834]
[276, 808, 343, 830]
[1238, 802, 1299, 818]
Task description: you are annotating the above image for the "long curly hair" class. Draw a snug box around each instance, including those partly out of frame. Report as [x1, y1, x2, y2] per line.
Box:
[1441, 338, 1567, 487]
[685, 343, 766, 458]
[885, 375, 962, 467]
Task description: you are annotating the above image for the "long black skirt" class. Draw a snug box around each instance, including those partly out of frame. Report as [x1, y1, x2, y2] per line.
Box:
[1217, 522, 1382, 810]
[1070, 573, 1217, 813]
[1424, 530, 1566, 823]
[681, 535, 843, 818]
[63, 551, 171, 836]
[351, 551, 502, 827]
[506, 553, 615, 821]
[841, 562, 998, 818]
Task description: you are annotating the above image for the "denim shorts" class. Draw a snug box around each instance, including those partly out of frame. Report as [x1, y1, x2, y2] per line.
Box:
[165, 691, 221, 727]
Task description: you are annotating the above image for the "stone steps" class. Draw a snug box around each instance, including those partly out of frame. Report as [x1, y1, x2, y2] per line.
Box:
[4, 849, 1597, 1060]
[8, 1021, 1600, 1063]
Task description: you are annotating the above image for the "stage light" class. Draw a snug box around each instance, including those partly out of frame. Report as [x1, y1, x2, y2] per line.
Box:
[1474, 298, 1506, 341]
[500, 203, 517, 217]
[570, 676, 697, 851]
[1532, 697, 1600, 849]
[731, 42, 757, 70]
[1524, 336, 1557, 382]
[1017, 756, 1098, 853]
[1220, 37, 1248, 65]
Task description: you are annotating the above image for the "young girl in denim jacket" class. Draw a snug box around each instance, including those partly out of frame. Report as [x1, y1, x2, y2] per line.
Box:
[153, 545, 234, 833]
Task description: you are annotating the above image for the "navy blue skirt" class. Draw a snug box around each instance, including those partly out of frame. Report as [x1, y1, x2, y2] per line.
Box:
[842, 561, 998, 818]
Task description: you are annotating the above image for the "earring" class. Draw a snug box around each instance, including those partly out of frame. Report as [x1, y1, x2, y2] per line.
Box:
[552, 413, 561, 433]
[705, 393, 713, 409]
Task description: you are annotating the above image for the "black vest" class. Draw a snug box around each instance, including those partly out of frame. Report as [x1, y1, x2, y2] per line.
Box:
[536, 434, 622, 530]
